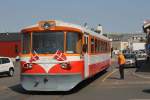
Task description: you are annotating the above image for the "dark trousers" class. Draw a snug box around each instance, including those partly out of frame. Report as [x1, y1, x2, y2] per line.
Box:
[119, 64, 124, 79]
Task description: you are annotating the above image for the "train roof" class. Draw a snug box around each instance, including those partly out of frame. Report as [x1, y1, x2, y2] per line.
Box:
[23, 20, 110, 41]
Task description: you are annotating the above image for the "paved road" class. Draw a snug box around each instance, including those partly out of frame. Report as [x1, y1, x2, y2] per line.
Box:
[0, 62, 150, 100]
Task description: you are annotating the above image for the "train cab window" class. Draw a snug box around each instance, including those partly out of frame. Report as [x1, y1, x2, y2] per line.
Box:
[21, 33, 31, 54]
[32, 32, 64, 54]
[66, 32, 82, 54]
[91, 38, 95, 53]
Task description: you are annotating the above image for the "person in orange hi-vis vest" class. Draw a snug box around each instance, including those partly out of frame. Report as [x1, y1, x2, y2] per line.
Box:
[117, 52, 126, 79]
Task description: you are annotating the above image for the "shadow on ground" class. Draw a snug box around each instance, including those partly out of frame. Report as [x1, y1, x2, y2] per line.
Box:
[136, 60, 150, 72]
[0, 74, 10, 78]
[9, 70, 107, 95]
[142, 89, 150, 94]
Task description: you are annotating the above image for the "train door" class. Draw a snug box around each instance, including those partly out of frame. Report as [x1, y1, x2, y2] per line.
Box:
[84, 34, 89, 78]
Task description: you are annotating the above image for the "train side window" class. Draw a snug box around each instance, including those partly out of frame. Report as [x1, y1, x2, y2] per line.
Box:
[95, 38, 99, 53]
[106, 42, 108, 52]
[100, 41, 103, 52]
[105, 42, 107, 52]
[83, 36, 88, 53]
[83, 44, 87, 53]
[98, 40, 101, 52]
[104, 42, 106, 52]
[95, 39, 97, 53]
[97, 40, 99, 53]
[91, 37, 95, 53]
[107, 42, 109, 52]
[108, 43, 110, 52]
[101, 41, 104, 52]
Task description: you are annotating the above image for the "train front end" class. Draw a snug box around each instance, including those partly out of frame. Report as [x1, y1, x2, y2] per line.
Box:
[20, 20, 84, 91]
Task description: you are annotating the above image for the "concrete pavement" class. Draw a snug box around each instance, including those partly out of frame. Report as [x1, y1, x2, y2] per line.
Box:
[111, 55, 150, 79]
[134, 61, 150, 79]
[0, 60, 150, 100]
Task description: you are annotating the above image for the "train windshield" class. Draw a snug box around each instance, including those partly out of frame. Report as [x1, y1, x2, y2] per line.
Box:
[21, 31, 82, 54]
[66, 32, 82, 54]
[32, 32, 64, 54]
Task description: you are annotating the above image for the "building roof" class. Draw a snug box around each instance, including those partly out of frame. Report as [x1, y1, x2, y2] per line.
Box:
[0, 32, 20, 41]
[105, 33, 146, 42]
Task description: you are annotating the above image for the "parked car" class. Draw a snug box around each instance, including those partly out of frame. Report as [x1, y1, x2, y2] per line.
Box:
[0, 57, 14, 76]
[124, 53, 136, 67]
[135, 54, 147, 68]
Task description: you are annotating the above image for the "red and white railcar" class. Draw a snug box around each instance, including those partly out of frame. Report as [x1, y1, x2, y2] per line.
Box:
[20, 20, 111, 91]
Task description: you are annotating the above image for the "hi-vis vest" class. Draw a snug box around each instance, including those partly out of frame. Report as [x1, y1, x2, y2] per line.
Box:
[118, 54, 126, 65]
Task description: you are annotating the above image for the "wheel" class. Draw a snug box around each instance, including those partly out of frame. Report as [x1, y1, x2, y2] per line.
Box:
[8, 68, 14, 77]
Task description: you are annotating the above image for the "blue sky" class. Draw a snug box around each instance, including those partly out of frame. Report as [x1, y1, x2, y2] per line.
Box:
[0, 0, 150, 33]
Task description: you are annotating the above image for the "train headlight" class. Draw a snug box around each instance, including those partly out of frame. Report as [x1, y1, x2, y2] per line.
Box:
[43, 22, 50, 29]
[28, 63, 33, 69]
[60, 62, 71, 69]
[41, 21, 55, 29]
[23, 63, 33, 69]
